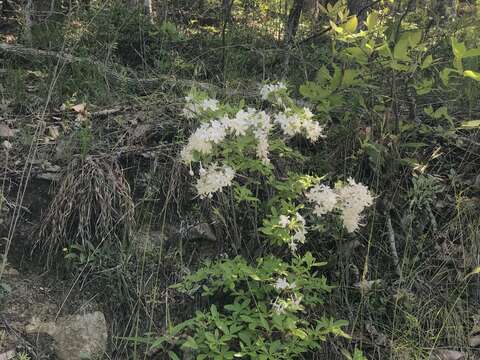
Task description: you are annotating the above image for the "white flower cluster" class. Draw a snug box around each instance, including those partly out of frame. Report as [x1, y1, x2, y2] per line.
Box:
[278, 212, 307, 253]
[271, 293, 302, 314]
[335, 178, 374, 232]
[181, 85, 325, 199]
[180, 121, 223, 163]
[181, 107, 272, 165]
[260, 82, 287, 101]
[195, 164, 235, 198]
[305, 185, 337, 217]
[274, 107, 324, 142]
[182, 95, 219, 119]
[305, 178, 374, 232]
[273, 277, 296, 291]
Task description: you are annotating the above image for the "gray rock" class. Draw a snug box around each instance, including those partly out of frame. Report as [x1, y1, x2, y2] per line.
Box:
[0, 349, 16, 360]
[26, 311, 108, 360]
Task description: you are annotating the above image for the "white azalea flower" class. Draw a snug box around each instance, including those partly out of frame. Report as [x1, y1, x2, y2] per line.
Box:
[305, 184, 338, 216]
[335, 178, 374, 232]
[260, 82, 287, 100]
[278, 215, 290, 228]
[274, 278, 290, 290]
[195, 164, 235, 198]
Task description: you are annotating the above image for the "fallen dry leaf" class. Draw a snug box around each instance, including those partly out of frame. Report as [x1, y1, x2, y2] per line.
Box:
[71, 103, 86, 113]
[44, 164, 61, 172]
[37, 172, 61, 181]
[4, 34, 16, 44]
[469, 334, 480, 347]
[0, 123, 15, 138]
[430, 349, 465, 360]
[354, 279, 382, 292]
[2, 140, 12, 150]
[47, 125, 60, 140]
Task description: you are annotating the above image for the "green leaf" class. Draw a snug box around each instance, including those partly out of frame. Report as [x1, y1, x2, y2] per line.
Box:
[291, 328, 308, 339]
[414, 79, 433, 95]
[390, 61, 409, 71]
[463, 48, 480, 58]
[366, 12, 378, 29]
[342, 69, 360, 87]
[451, 37, 466, 58]
[453, 56, 463, 72]
[464, 70, 480, 81]
[421, 55, 433, 69]
[299, 82, 331, 101]
[345, 47, 368, 64]
[238, 331, 252, 346]
[316, 65, 331, 82]
[181, 336, 199, 350]
[331, 65, 342, 90]
[341, 16, 358, 33]
[330, 20, 343, 34]
[211, 304, 219, 319]
[413, 78, 434, 95]
[377, 42, 392, 58]
[440, 68, 458, 86]
[424, 106, 454, 126]
[408, 30, 422, 47]
[234, 186, 259, 203]
[393, 35, 410, 61]
[170, 319, 196, 336]
[168, 351, 181, 360]
[399, 142, 429, 149]
[460, 120, 480, 129]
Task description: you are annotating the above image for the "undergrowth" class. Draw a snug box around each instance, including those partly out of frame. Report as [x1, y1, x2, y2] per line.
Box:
[0, 0, 480, 359]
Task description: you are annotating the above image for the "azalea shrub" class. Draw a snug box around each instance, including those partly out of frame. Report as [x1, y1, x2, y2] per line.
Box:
[151, 83, 373, 359]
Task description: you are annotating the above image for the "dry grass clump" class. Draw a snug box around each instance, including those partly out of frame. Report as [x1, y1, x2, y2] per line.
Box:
[38, 156, 134, 264]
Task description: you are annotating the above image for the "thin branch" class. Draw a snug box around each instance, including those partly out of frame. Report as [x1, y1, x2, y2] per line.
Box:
[24, 0, 33, 45]
[386, 212, 402, 277]
[426, 203, 438, 234]
[0, 43, 217, 92]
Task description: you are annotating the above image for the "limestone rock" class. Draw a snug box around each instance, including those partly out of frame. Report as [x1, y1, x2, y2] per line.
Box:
[26, 311, 108, 360]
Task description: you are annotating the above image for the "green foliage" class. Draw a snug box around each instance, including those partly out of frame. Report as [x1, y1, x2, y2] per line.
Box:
[154, 254, 347, 359]
[15, 352, 31, 360]
[137, 70, 377, 357]
[4, 1, 480, 359]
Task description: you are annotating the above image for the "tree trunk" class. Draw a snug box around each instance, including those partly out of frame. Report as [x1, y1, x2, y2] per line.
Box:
[221, 0, 234, 80]
[24, 0, 33, 45]
[282, 0, 305, 77]
[144, 0, 153, 22]
[126, 0, 153, 21]
[284, 0, 304, 44]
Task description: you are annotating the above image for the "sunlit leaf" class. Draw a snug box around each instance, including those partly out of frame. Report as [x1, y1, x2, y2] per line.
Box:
[464, 70, 480, 81]
[465, 266, 480, 279]
[451, 37, 466, 58]
[460, 120, 480, 129]
[341, 16, 358, 33]
[366, 12, 378, 29]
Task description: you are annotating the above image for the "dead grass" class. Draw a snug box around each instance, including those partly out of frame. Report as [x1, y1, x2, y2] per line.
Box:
[37, 155, 135, 266]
